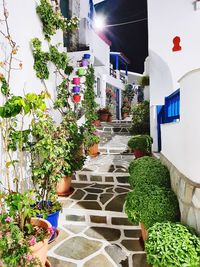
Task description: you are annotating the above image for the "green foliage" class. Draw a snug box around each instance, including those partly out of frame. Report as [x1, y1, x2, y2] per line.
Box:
[49, 44, 68, 70]
[82, 65, 100, 151]
[0, 214, 41, 267]
[82, 65, 98, 123]
[53, 78, 70, 109]
[36, 0, 79, 41]
[130, 101, 150, 135]
[145, 222, 200, 267]
[128, 156, 170, 189]
[139, 75, 149, 87]
[31, 38, 50, 79]
[123, 84, 135, 102]
[125, 185, 180, 229]
[31, 111, 85, 209]
[128, 135, 153, 154]
[0, 75, 9, 96]
[31, 38, 72, 80]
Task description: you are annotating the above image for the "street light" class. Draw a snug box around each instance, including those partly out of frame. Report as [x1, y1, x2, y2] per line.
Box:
[93, 15, 106, 31]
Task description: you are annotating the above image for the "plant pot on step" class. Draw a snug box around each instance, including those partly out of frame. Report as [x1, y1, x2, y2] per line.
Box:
[122, 112, 128, 119]
[45, 210, 61, 242]
[57, 176, 72, 196]
[133, 149, 147, 159]
[99, 113, 109, 122]
[93, 119, 101, 127]
[30, 218, 51, 267]
[88, 143, 99, 157]
[107, 114, 112, 122]
[140, 222, 148, 241]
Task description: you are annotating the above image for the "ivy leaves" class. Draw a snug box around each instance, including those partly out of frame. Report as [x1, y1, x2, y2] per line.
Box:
[0, 75, 9, 96]
[0, 93, 46, 118]
[36, 0, 79, 41]
[31, 38, 71, 80]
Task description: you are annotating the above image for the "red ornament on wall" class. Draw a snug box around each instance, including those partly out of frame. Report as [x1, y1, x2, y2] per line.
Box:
[172, 36, 182, 52]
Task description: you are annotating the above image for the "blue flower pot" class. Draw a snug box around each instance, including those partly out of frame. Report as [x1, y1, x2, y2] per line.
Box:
[83, 53, 91, 59]
[72, 86, 81, 93]
[46, 209, 61, 242]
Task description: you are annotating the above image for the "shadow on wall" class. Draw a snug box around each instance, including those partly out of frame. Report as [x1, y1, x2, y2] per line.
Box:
[149, 50, 174, 105]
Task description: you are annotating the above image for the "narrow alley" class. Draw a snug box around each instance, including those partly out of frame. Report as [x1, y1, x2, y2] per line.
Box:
[48, 123, 149, 267]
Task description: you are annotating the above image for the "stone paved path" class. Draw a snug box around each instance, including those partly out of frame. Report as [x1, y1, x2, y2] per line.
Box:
[48, 132, 150, 267]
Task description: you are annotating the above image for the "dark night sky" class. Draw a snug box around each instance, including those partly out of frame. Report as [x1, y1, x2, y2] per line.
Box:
[95, 0, 148, 73]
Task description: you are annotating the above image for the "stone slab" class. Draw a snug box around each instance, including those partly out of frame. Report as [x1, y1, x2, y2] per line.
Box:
[121, 240, 143, 251]
[54, 236, 102, 260]
[48, 257, 76, 267]
[85, 227, 121, 241]
[90, 215, 107, 224]
[84, 254, 114, 267]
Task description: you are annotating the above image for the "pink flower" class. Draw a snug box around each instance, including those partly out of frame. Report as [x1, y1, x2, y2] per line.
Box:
[5, 216, 12, 223]
[24, 254, 33, 260]
[48, 226, 55, 235]
[28, 236, 37, 246]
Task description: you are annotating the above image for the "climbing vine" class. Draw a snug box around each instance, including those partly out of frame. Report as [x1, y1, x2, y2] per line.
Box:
[36, 0, 79, 41]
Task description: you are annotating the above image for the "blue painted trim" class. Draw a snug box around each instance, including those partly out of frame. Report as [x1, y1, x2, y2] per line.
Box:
[116, 55, 119, 70]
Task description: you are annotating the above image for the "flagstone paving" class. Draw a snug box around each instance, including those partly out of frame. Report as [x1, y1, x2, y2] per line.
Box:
[48, 130, 150, 267]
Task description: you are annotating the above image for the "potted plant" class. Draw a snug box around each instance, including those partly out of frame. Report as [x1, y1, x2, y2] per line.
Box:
[125, 184, 180, 241]
[84, 128, 100, 157]
[128, 156, 171, 189]
[55, 111, 85, 196]
[128, 135, 153, 158]
[139, 75, 149, 87]
[145, 222, 200, 267]
[130, 101, 150, 135]
[121, 105, 130, 119]
[30, 111, 64, 242]
[97, 107, 110, 122]
[0, 191, 52, 267]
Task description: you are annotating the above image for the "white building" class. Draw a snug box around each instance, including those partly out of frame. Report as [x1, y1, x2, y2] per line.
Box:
[147, 0, 200, 233]
[63, 0, 129, 119]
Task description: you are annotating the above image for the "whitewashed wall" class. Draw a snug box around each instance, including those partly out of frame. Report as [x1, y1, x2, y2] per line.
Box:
[161, 68, 200, 183]
[148, 0, 200, 105]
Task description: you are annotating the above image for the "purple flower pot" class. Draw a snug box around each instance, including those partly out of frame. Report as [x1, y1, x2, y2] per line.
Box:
[83, 53, 91, 59]
[72, 86, 80, 93]
[81, 59, 89, 67]
[72, 77, 81, 85]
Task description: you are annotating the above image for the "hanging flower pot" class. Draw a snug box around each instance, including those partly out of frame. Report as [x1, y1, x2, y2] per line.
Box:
[81, 59, 89, 67]
[77, 68, 86, 76]
[73, 94, 81, 103]
[72, 86, 80, 93]
[83, 53, 91, 59]
[72, 77, 80, 85]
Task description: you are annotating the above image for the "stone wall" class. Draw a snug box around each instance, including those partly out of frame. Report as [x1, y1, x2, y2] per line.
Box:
[160, 154, 200, 234]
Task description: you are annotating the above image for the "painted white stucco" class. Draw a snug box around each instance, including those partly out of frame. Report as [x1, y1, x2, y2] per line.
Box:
[161, 69, 200, 183]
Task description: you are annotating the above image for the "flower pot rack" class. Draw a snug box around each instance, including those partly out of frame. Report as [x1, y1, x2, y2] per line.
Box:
[71, 54, 91, 104]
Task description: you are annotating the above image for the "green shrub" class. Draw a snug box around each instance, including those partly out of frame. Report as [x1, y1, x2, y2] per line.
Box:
[128, 156, 170, 189]
[145, 222, 200, 267]
[125, 185, 180, 229]
[130, 101, 150, 135]
[128, 135, 153, 154]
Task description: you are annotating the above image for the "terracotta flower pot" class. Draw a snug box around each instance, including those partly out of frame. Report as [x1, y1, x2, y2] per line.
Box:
[57, 176, 72, 196]
[99, 113, 109, 122]
[93, 120, 101, 127]
[30, 218, 51, 267]
[140, 222, 148, 241]
[122, 112, 128, 119]
[72, 77, 80, 85]
[133, 149, 147, 159]
[107, 114, 112, 122]
[73, 94, 81, 103]
[88, 143, 98, 157]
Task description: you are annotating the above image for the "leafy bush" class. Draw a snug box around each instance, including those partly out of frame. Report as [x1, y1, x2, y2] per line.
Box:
[145, 222, 200, 267]
[139, 75, 149, 87]
[130, 101, 150, 135]
[128, 156, 170, 189]
[128, 135, 153, 154]
[125, 185, 180, 229]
